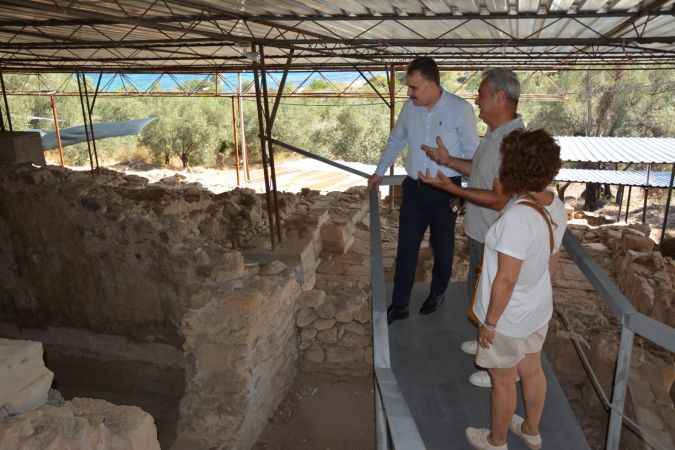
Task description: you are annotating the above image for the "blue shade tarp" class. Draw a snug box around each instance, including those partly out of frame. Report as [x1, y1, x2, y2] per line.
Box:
[40, 117, 156, 150]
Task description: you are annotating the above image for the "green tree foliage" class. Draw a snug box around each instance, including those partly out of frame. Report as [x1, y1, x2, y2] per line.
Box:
[523, 69, 675, 138]
[3, 70, 675, 171]
[140, 97, 221, 168]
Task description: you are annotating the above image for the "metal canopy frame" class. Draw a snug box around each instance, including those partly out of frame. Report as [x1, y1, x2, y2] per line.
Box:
[1, 3, 674, 450]
[0, 0, 674, 72]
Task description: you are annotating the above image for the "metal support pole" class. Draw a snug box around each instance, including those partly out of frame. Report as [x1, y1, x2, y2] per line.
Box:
[388, 64, 396, 208]
[605, 323, 635, 450]
[642, 163, 651, 223]
[617, 185, 623, 221]
[660, 164, 674, 246]
[82, 73, 100, 169]
[49, 95, 65, 167]
[230, 96, 240, 186]
[269, 49, 294, 131]
[585, 70, 592, 137]
[252, 51, 276, 249]
[625, 186, 632, 222]
[259, 44, 283, 243]
[238, 73, 249, 181]
[0, 72, 12, 131]
[75, 73, 95, 173]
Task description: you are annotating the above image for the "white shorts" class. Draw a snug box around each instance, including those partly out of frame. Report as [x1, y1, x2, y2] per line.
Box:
[475, 323, 549, 369]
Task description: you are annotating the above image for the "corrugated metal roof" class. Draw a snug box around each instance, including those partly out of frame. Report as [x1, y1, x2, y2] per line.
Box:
[555, 168, 674, 187]
[557, 137, 675, 164]
[0, 0, 673, 72]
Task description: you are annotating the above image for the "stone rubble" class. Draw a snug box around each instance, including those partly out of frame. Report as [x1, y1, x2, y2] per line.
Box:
[547, 219, 675, 450]
[0, 397, 161, 450]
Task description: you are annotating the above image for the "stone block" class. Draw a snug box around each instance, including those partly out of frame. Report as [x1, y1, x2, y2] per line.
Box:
[0, 338, 53, 414]
[622, 232, 655, 253]
[317, 328, 338, 344]
[342, 322, 368, 336]
[321, 223, 354, 254]
[0, 131, 45, 165]
[305, 346, 324, 363]
[313, 319, 336, 331]
[296, 308, 318, 328]
[326, 347, 364, 364]
[354, 305, 372, 324]
[300, 327, 317, 341]
[339, 332, 371, 348]
[315, 301, 336, 319]
[297, 290, 326, 309]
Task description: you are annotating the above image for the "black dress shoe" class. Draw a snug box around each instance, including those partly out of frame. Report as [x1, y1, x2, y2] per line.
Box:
[387, 305, 410, 325]
[419, 293, 446, 315]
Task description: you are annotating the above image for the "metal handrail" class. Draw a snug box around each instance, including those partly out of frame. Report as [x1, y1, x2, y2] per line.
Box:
[369, 185, 426, 450]
[562, 232, 675, 450]
[264, 136, 424, 450]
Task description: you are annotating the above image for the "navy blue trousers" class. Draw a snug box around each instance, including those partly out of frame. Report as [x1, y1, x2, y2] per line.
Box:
[391, 176, 460, 309]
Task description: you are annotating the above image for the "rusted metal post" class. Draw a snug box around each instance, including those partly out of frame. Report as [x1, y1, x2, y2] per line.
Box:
[49, 95, 65, 167]
[230, 96, 240, 186]
[259, 44, 283, 243]
[238, 72, 250, 181]
[252, 52, 276, 249]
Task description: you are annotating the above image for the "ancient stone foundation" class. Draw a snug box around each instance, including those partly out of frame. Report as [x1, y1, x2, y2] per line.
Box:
[0, 164, 392, 449]
[0, 164, 305, 449]
[547, 220, 675, 449]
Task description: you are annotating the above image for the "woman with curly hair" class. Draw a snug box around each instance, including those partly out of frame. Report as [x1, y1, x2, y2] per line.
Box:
[421, 128, 566, 450]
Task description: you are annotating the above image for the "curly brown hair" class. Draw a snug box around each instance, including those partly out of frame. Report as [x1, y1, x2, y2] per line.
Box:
[499, 129, 561, 195]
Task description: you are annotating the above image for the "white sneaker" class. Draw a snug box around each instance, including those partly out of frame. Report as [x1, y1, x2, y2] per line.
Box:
[461, 340, 478, 355]
[510, 415, 542, 449]
[469, 370, 520, 388]
[469, 370, 492, 388]
[465, 427, 508, 450]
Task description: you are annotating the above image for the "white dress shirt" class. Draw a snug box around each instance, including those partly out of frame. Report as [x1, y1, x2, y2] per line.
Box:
[375, 90, 479, 179]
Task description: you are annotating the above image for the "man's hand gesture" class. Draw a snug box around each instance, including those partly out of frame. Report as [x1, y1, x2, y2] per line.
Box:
[417, 169, 459, 194]
[421, 136, 451, 167]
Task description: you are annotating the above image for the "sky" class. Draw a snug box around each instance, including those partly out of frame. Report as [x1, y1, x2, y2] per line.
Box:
[86, 71, 384, 93]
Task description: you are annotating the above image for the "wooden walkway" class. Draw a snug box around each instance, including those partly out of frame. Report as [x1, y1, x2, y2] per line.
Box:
[388, 282, 591, 450]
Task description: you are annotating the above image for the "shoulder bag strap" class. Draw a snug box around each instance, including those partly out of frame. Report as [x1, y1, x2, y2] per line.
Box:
[518, 200, 555, 256]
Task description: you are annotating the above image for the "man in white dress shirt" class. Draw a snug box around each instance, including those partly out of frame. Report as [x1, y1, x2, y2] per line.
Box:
[369, 57, 479, 325]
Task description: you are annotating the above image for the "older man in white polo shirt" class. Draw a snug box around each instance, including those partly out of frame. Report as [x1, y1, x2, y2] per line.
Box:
[369, 57, 479, 325]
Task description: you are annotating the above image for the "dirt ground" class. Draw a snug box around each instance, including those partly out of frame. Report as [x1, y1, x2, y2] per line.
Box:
[252, 373, 375, 450]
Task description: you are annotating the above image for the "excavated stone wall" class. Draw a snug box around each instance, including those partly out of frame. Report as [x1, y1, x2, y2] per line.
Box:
[546, 221, 675, 449]
[0, 164, 304, 450]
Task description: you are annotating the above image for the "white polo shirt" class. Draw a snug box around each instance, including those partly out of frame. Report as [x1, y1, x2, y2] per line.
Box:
[464, 116, 525, 243]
